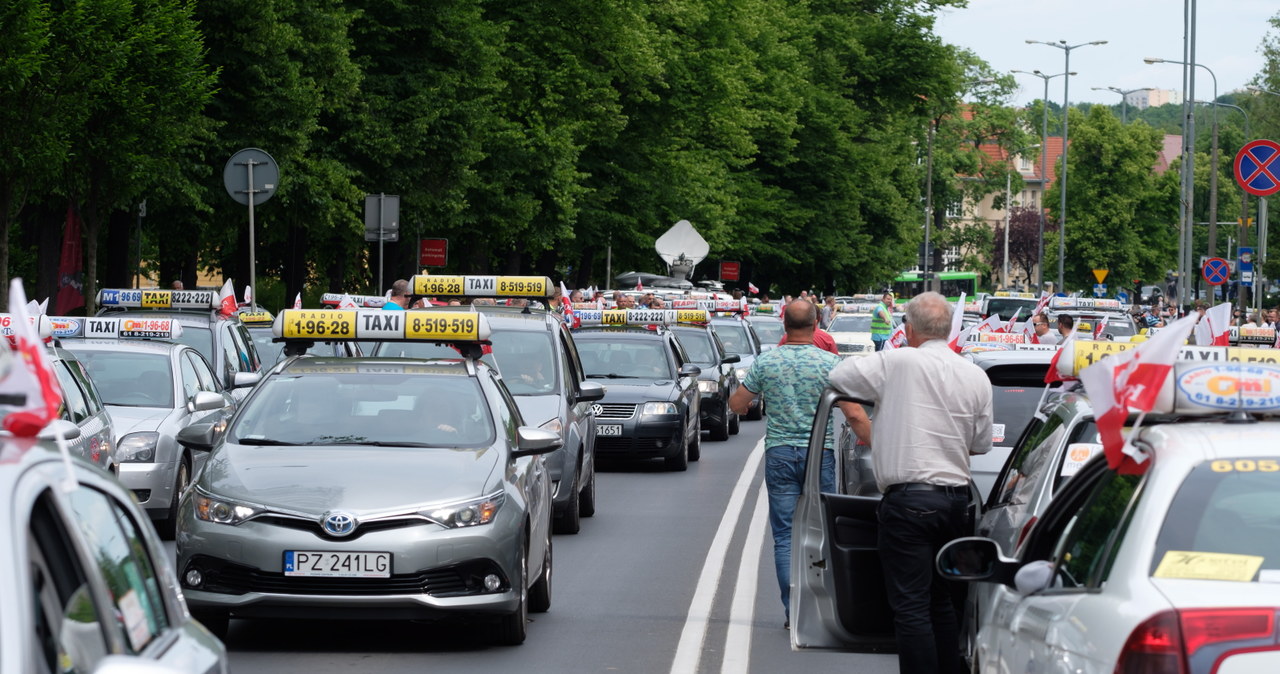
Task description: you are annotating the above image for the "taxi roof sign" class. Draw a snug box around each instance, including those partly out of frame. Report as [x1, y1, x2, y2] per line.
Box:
[993, 291, 1036, 298]
[411, 275, 553, 299]
[272, 309, 491, 342]
[576, 308, 710, 326]
[0, 314, 53, 340]
[1058, 340, 1280, 381]
[320, 293, 386, 308]
[1049, 296, 1123, 312]
[237, 309, 275, 325]
[48, 316, 184, 340]
[96, 288, 218, 310]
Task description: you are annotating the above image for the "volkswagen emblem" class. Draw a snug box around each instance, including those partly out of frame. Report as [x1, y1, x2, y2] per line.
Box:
[591, 404, 604, 417]
[321, 511, 357, 537]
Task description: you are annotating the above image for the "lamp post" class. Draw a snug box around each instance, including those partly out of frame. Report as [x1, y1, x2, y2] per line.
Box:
[1148, 58, 1220, 259]
[1013, 69, 1075, 293]
[1090, 86, 1153, 123]
[1248, 85, 1280, 98]
[1027, 40, 1108, 294]
[1197, 99, 1255, 312]
[1002, 144, 1041, 289]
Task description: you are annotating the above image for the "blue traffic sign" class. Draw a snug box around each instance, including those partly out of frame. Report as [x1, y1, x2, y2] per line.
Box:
[1203, 257, 1230, 286]
[1235, 140, 1280, 198]
[1240, 246, 1254, 288]
[1116, 291, 1129, 304]
[1093, 283, 1107, 298]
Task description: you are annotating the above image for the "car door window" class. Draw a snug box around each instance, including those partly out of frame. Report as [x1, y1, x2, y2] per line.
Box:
[66, 360, 105, 417]
[53, 362, 91, 423]
[187, 351, 221, 393]
[230, 324, 260, 371]
[65, 486, 171, 652]
[1050, 470, 1143, 589]
[29, 490, 112, 674]
[993, 414, 1065, 507]
[179, 353, 201, 401]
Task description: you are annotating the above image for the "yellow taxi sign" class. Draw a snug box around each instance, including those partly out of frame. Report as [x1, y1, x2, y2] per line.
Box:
[1061, 340, 1280, 380]
[577, 308, 709, 326]
[993, 291, 1036, 298]
[410, 275, 553, 299]
[237, 310, 274, 325]
[96, 288, 218, 310]
[272, 309, 490, 342]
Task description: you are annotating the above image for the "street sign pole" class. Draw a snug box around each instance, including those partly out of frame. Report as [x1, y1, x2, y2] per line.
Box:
[224, 148, 278, 312]
[378, 193, 385, 293]
[248, 161, 257, 309]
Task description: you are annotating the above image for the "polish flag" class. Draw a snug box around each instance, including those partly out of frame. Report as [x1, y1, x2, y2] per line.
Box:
[0, 280, 63, 438]
[883, 323, 907, 350]
[1093, 314, 1110, 340]
[975, 313, 1002, 333]
[996, 308, 1022, 333]
[560, 281, 571, 302]
[293, 293, 302, 310]
[946, 292, 968, 352]
[338, 294, 358, 309]
[1033, 291, 1052, 316]
[1022, 317, 1039, 344]
[1194, 302, 1232, 346]
[1044, 324, 1081, 385]
[217, 280, 237, 317]
[747, 282, 759, 295]
[1078, 313, 1198, 473]
[636, 280, 644, 292]
[243, 285, 253, 307]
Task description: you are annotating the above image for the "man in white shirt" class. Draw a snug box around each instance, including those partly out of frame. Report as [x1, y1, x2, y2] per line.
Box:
[1031, 312, 1058, 345]
[827, 291, 993, 674]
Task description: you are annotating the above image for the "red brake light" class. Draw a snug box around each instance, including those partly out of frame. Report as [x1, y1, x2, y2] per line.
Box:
[1015, 516, 1037, 549]
[1117, 608, 1279, 674]
[1179, 608, 1274, 659]
[1116, 610, 1185, 674]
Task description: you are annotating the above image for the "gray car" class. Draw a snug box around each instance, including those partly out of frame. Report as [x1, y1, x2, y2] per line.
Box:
[57, 319, 248, 538]
[176, 309, 558, 645]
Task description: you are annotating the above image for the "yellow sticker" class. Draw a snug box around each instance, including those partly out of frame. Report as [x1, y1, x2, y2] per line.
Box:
[141, 290, 171, 309]
[238, 310, 274, 325]
[414, 275, 465, 297]
[601, 310, 629, 325]
[675, 310, 709, 323]
[495, 276, 551, 297]
[1072, 340, 1136, 373]
[404, 313, 480, 340]
[1153, 550, 1264, 582]
[281, 310, 357, 339]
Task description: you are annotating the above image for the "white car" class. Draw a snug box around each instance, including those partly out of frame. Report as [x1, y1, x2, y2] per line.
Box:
[939, 359, 1280, 674]
[826, 313, 874, 357]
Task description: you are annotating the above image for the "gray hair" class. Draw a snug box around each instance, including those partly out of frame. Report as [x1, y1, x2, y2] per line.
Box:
[905, 292, 951, 340]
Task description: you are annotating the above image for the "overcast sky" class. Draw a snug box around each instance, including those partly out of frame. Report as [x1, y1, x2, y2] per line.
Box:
[934, 0, 1278, 107]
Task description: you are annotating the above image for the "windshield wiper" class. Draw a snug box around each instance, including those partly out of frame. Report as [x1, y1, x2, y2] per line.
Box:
[334, 440, 434, 448]
[587, 373, 641, 379]
[236, 437, 296, 446]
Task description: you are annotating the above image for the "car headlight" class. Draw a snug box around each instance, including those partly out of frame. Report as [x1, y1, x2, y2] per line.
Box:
[539, 418, 564, 437]
[117, 432, 159, 463]
[193, 491, 262, 525]
[734, 368, 748, 381]
[424, 492, 506, 528]
[697, 380, 720, 393]
[642, 402, 678, 416]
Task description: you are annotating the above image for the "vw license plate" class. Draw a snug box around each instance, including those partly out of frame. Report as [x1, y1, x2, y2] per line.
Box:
[597, 424, 623, 436]
[284, 551, 391, 578]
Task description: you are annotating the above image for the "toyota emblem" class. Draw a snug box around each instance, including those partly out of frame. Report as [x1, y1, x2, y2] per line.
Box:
[322, 511, 357, 537]
[591, 404, 604, 417]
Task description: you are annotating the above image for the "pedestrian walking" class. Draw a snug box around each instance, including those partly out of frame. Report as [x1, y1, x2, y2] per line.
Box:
[729, 299, 868, 629]
[382, 280, 410, 310]
[821, 295, 838, 329]
[871, 292, 895, 351]
[827, 291, 992, 674]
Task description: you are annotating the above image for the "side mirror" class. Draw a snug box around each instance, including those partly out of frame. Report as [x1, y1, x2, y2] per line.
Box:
[720, 353, 741, 365]
[577, 381, 606, 403]
[232, 372, 261, 389]
[759, 344, 776, 353]
[93, 654, 191, 674]
[935, 537, 1020, 587]
[188, 390, 225, 413]
[38, 419, 82, 442]
[176, 423, 217, 453]
[513, 426, 562, 457]
[678, 363, 702, 377]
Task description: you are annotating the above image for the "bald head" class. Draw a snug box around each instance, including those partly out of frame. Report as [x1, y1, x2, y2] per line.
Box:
[905, 292, 951, 342]
[784, 299, 818, 333]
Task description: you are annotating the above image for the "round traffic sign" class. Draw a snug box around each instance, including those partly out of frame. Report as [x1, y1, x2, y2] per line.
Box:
[223, 148, 279, 206]
[1234, 139, 1280, 198]
[1202, 257, 1230, 286]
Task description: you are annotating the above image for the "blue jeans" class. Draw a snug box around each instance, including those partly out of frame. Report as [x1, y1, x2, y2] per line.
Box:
[764, 445, 835, 618]
[872, 337, 888, 351]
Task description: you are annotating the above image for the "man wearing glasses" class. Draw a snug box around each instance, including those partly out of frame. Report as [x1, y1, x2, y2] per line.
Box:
[1031, 312, 1058, 345]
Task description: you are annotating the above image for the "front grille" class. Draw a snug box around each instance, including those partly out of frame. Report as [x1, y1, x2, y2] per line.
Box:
[188, 555, 505, 597]
[595, 437, 636, 452]
[594, 403, 636, 419]
[837, 343, 865, 353]
[253, 515, 426, 541]
[132, 489, 152, 503]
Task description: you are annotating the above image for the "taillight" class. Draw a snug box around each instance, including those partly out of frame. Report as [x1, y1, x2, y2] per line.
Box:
[1015, 516, 1037, 549]
[1116, 608, 1278, 674]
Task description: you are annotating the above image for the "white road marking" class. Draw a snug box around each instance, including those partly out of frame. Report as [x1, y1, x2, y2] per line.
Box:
[669, 438, 766, 674]
[720, 486, 769, 674]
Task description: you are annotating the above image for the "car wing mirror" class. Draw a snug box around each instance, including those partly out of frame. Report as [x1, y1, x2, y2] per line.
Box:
[38, 419, 82, 442]
[577, 381, 606, 403]
[232, 372, 261, 389]
[721, 353, 740, 365]
[176, 423, 217, 452]
[678, 363, 701, 377]
[513, 426, 562, 457]
[188, 390, 225, 413]
[936, 536, 1021, 588]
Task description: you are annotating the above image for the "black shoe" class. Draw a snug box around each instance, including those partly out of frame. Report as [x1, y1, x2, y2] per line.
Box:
[784, 620, 790, 630]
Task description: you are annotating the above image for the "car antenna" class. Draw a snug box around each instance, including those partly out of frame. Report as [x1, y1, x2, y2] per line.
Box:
[1225, 378, 1255, 424]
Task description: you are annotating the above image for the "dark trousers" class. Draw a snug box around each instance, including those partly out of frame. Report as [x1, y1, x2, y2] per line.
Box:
[877, 489, 971, 674]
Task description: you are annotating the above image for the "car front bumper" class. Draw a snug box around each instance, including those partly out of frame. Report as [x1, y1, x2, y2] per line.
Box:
[117, 460, 177, 517]
[592, 413, 684, 459]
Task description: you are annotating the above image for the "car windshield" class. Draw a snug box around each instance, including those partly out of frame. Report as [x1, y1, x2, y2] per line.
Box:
[374, 342, 466, 359]
[169, 324, 214, 365]
[576, 339, 672, 379]
[985, 298, 1038, 321]
[479, 330, 559, 395]
[713, 323, 751, 355]
[673, 329, 717, 365]
[991, 385, 1043, 448]
[69, 350, 174, 408]
[249, 328, 284, 366]
[1152, 458, 1280, 579]
[230, 372, 494, 447]
[749, 320, 784, 344]
[828, 315, 872, 333]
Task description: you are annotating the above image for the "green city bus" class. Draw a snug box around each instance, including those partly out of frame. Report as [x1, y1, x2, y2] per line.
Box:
[891, 271, 979, 303]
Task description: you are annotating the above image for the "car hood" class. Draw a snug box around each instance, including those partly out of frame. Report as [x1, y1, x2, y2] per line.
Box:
[199, 443, 501, 514]
[105, 405, 173, 439]
[593, 379, 679, 403]
[513, 394, 562, 427]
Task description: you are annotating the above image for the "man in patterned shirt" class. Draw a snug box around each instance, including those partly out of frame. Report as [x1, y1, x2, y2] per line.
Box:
[729, 299, 869, 628]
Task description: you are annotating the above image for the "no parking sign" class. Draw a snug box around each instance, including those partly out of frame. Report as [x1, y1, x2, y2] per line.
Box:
[1235, 139, 1280, 198]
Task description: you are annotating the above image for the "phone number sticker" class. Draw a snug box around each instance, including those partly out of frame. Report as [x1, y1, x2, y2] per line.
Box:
[282, 310, 357, 339]
[414, 276, 465, 297]
[405, 314, 480, 340]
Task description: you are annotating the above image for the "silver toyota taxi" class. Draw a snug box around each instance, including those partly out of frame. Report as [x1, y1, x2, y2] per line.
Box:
[175, 309, 558, 645]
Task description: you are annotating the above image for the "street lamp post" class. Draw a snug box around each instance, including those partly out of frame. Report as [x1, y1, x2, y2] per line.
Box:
[1090, 86, 1154, 123]
[1002, 144, 1041, 289]
[1013, 69, 1075, 293]
[1027, 40, 1108, 294]
[1197, 99, 1255, 311]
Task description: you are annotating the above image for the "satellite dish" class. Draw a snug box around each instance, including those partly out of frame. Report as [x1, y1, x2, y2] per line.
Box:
[654, 220, 709, 280]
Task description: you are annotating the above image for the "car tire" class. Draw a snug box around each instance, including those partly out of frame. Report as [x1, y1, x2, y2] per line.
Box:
[710, 404, 731, 441]
[494, 537, 529, 645]
[529, 534, 552, 613]
[192, 609, 229, 640]
[665, 423, 690, 472]
[688, 428, 701, 462]
[578, 459, 596, 518]
[553, 469, 581, 535]
[729, 410, 740, 435]
[157, 454, 191, 540]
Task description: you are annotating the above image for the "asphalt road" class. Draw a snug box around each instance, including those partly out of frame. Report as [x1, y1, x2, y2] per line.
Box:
[176, 421, 898, 673]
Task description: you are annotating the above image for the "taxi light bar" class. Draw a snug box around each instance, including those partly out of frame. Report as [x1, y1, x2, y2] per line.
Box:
[1231, 326, 1276, 345]
[319, 293, 386, 308]
[838, 303, 880, 313]
[973, 332, 1025, 344]
[753, 304, 778, 315]
[1049, 296, 1123, 311]
[47, 316, 184, 339]
[271, 309, 491, 342]
[96, 288, 218, 310]
[993, 291, 1037, 298]
[236, 309, 275, 325]
[575, 309, 710, 326]
[411, 275, 553, 299]
[0, 314, 53, 340]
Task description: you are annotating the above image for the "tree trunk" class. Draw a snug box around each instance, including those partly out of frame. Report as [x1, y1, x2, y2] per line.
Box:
[104, 208, 133, 288]
[0, 183, 11, 308]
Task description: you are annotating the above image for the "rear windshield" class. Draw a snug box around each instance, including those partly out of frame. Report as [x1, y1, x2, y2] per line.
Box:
[1152, 459, 1280, 581]
[249, 328, 284, 366]
[576, 339, 672, 379]
[992, 385, 1043, 448]
[673, 329, 717, 365]
[69, 350, 174, 408]
[985, 298, 1038, 320]
[375, 330, 559, 396]
[170, 324, 214, 365]
[712, 323, 752, 355]
[749, 320, 783, 344]
[828, 315, 873, 333]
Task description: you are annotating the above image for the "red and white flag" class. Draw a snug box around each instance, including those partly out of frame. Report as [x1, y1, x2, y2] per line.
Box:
[337, 294, 358, 310]
[1093, 314, 1110, 340]
[636, 280, 644, 292]
[1044, 324, 1081, 385]
[883, 323, 907, 350]
[975, 313, 1002, 333]
[996, 308, 1022, 333]
[946, 292, 968, 352]
[1078, 313, 1198, 474]
[217, 279, 237, 317]
[243, 285, 253, 307]
[1022, 317, 1039, 344]
[1033, 291, 1052, 316]
[1194, 302, 1232, 346]
[0, 280, 63, 438]
[293, 293, 302, 310]
[747, 281, 759, 295]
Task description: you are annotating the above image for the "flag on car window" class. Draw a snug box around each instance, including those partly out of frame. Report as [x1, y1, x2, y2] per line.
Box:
[0, 279, 64, 437]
